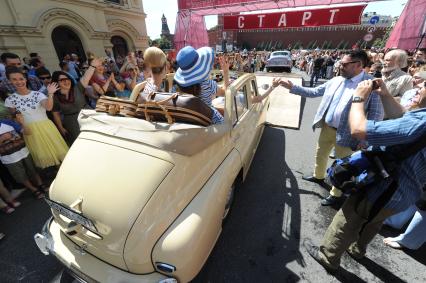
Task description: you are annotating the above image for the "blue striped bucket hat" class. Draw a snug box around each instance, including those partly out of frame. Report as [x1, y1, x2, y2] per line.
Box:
[174, 46, 214, 87]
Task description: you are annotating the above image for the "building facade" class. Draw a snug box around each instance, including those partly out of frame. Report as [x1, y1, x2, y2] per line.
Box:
[0, 0, 149, 70]
[209, 12, 394, 51]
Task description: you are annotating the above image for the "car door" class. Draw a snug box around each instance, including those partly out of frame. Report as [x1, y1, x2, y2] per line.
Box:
[259, 74, 303, 129]
[249, 78, 268, 147]
[232, 78, 264, 178]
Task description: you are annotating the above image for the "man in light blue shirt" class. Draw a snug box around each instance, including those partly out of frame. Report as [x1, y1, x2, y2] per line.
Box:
[280, 50, 384, 206]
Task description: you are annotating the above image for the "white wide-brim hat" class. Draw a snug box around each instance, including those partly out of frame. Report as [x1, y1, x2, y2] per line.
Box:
[174, 46, 214, 87]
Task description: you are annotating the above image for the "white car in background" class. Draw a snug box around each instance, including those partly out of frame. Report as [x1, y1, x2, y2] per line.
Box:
[265, 50, 293, 73]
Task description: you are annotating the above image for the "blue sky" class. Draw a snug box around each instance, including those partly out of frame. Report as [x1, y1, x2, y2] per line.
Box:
[142, 0, 408, 40]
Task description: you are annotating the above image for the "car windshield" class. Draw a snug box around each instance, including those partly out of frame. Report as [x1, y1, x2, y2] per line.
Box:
[272, 51, 289, 57]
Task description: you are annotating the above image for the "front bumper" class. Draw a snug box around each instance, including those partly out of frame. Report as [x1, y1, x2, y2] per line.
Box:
[34, 218, 174, 283]
[266, 63, 292, 68]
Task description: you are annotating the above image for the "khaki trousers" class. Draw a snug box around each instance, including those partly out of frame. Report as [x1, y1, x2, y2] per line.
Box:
[319, 193, 395, 268]
[313, 124, 353, 197]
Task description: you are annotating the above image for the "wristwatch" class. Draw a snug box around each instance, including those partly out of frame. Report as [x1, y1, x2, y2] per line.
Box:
[352, 96, 365, 103]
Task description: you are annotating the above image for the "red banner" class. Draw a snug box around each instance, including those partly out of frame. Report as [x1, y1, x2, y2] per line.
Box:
[178, 0, 252, 10]
[177, 0, 375, 11]
[223, 5, 366, 30]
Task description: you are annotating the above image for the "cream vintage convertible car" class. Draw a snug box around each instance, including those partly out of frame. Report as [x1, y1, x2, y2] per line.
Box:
[34, 73, 275, 283]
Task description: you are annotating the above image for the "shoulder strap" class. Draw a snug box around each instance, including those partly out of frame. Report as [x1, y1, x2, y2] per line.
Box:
[366, 180, 398, 223]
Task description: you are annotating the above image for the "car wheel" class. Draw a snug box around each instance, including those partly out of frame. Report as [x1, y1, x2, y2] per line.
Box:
[222, 183, 235, 221]
[265, 68, 269, 72]
[285, 67, 291, 73]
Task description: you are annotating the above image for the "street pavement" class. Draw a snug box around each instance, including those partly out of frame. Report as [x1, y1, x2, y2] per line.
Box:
[0, 71, 425, 282]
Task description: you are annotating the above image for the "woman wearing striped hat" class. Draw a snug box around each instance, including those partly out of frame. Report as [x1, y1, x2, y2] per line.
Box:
[174, 46, 229, 124]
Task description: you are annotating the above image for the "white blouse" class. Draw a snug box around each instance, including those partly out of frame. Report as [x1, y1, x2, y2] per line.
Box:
[5, 91, 48, 123]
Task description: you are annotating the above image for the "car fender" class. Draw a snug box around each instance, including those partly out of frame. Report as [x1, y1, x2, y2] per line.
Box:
[151, 148, 242, 282]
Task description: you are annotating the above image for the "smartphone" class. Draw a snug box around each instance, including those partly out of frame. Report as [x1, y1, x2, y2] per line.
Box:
[373, 71, 382, 78]
[372, 80, 380, 90]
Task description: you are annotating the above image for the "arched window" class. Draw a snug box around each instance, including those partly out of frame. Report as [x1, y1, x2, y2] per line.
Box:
[51, 26, 86, 62]
[111, 36, 129, 59]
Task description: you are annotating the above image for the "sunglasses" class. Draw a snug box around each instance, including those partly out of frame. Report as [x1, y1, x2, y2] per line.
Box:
[58, 78, 71, 82]
[151, 66, 165, 74]
[341, 61, 360, 67]
[39, 76, 51, 80]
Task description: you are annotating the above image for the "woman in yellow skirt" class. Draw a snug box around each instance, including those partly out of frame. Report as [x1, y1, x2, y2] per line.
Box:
[4, 67, 68, 168]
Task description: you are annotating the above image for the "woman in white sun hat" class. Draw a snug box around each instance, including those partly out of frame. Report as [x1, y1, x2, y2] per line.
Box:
[174, 46, 229, 124]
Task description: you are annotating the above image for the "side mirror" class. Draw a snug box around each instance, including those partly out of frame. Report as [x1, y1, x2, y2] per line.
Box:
[260, 84, 269, 90]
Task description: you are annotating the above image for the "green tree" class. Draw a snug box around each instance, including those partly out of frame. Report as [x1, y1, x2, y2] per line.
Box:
[150, 37, 172, 50]
[372, 27, 392, 48]
[151, 39, 159, 47]
[158, 37, 172, 50]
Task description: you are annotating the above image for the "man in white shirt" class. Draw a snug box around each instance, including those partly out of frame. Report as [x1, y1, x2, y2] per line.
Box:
[382, 49, 413, 99]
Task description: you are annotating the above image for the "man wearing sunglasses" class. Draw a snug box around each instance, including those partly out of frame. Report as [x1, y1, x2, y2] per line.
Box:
[35, 67, 52, 95]
[280, 49, 384, 206]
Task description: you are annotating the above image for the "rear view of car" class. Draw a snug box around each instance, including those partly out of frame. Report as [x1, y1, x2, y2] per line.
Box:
[33, 73, 267, 283]
[265, 50, 293, 73]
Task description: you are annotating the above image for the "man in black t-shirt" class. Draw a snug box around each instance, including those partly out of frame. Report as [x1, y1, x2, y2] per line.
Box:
[310, 55, 325, 87]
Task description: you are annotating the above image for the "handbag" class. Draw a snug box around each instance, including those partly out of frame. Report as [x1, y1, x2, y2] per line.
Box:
[135, 92, 213, 126]
[95, 96, 137, 117]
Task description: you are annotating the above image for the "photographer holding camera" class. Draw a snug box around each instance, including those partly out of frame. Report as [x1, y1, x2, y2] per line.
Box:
[305, 78, 426, 273]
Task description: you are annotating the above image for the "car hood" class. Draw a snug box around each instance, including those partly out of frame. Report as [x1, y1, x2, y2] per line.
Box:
[49, 136, 174, 271]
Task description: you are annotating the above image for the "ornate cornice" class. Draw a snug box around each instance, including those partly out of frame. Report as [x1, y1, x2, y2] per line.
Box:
[36, 8, 110, 40]
[107, 18, 143, 40]
[0, 25, 42, 37]
[37, 8, 95, 34]
[0, 7, 145, 42]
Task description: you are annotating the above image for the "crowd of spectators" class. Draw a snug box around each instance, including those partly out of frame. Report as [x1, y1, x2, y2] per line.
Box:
[291, 48, 426, 88]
